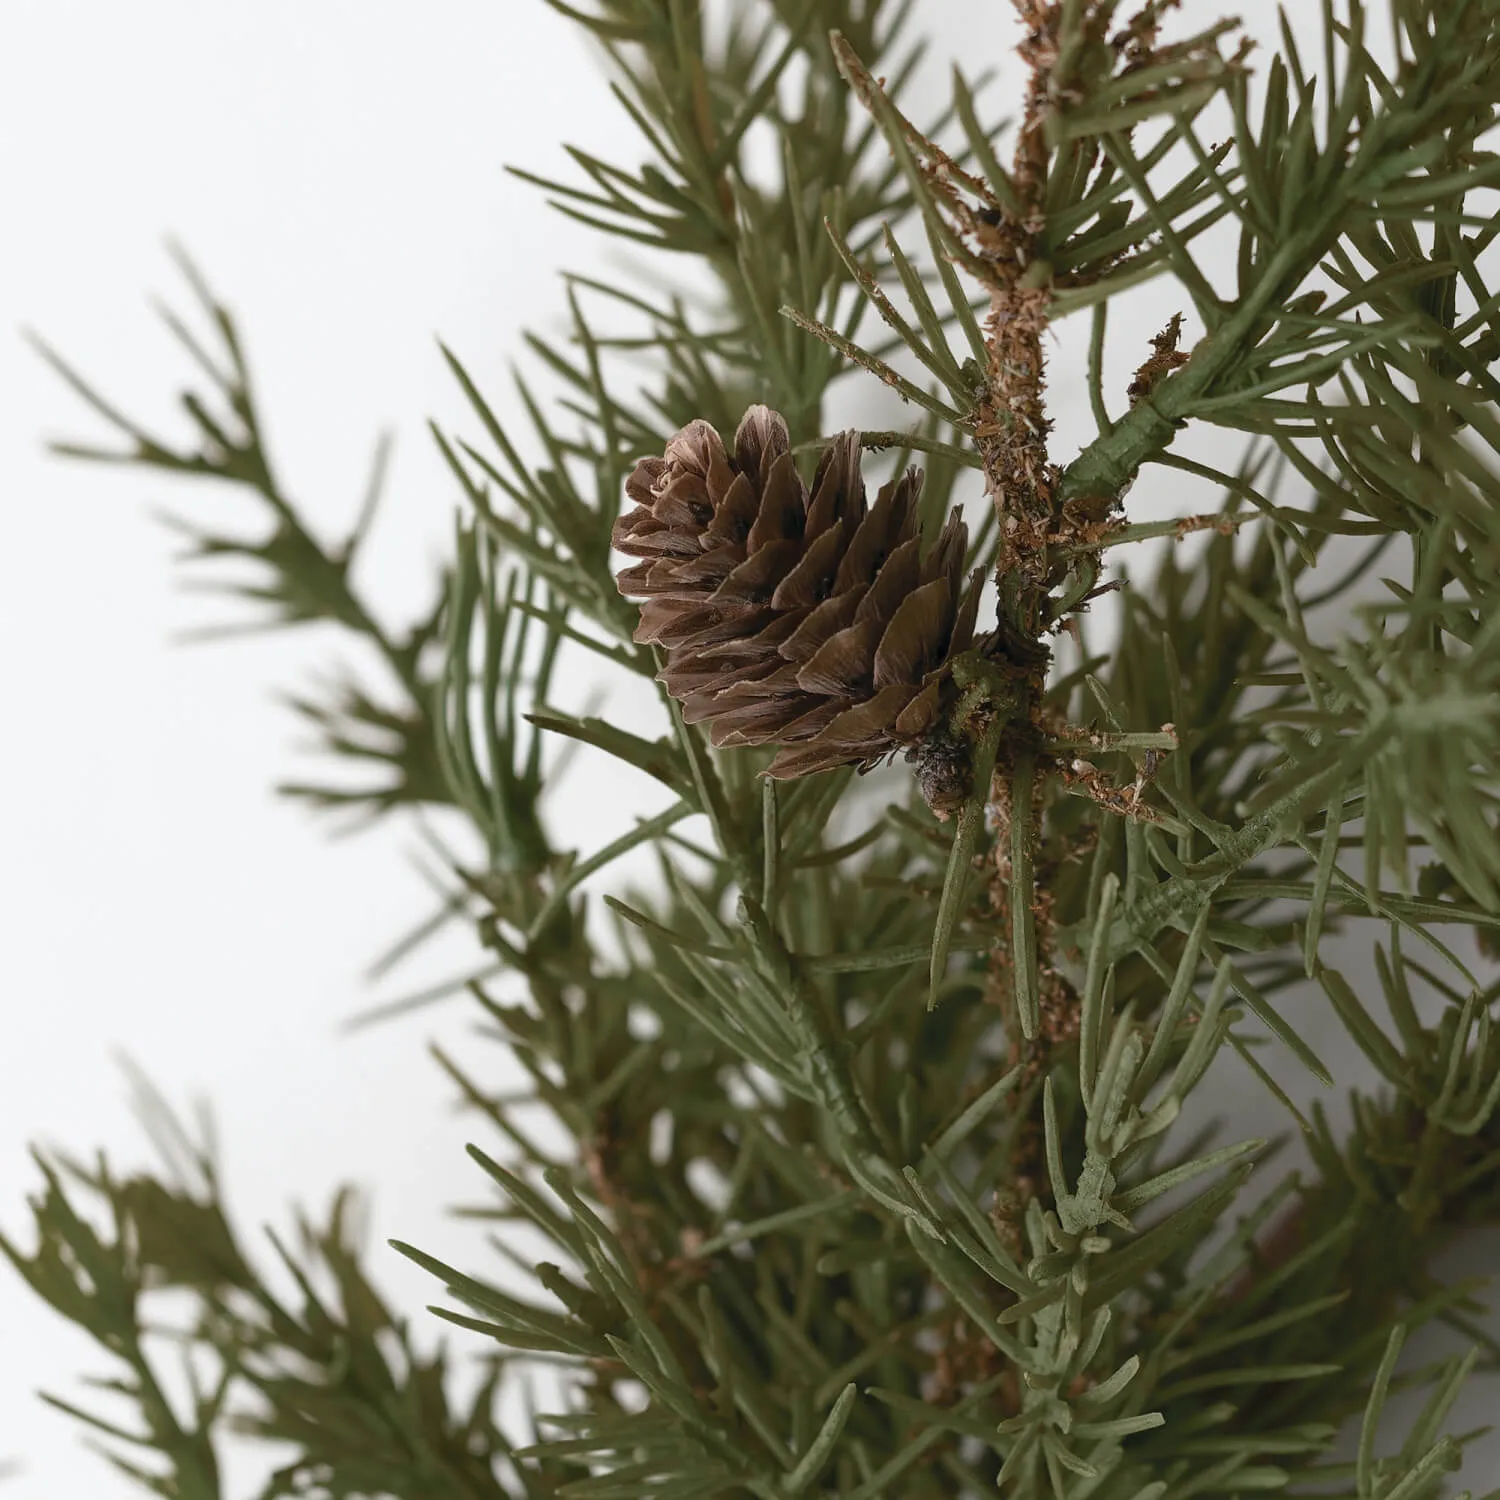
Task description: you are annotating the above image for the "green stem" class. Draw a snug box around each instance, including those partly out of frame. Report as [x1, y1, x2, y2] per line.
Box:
[1057, 178, 1426, 507]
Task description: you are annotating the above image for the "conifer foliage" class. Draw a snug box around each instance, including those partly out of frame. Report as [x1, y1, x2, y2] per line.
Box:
[9, 1, 1500, 1496]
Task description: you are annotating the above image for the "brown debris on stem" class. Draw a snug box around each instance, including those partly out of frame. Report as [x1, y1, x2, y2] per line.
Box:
[1128, 312, 1191, 406]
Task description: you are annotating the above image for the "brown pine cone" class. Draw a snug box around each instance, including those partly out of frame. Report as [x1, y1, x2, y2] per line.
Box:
[612, 406, 987, 780]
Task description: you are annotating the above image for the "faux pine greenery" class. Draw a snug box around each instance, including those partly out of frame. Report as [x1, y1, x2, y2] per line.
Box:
[8, 0, 1500, 1494]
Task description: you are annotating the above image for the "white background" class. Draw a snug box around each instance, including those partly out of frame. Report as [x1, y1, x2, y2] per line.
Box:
[1, 2, 1496, 1495]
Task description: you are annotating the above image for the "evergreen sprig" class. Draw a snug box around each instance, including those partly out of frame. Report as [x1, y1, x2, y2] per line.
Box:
[11, 1, 1500, 1496]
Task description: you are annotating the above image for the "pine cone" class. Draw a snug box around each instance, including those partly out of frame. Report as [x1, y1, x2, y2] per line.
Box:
[613, 406, 986, 779]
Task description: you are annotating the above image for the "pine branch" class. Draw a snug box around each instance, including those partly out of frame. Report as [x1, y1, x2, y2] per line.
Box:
[15, 0, 1500, 1496]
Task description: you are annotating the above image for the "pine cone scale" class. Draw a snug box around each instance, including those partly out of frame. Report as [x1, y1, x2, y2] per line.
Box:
[853, 535, 923, 625]
[874, 578, 952, 687]
[796, 619, 883, 697]
[780, 589, 867, 664]
[671, 607, 780, 652]
[714, 540, 802, 601]
[894, 680, 942, 737]
[769, 527, 845, 609]
[744, 458, 805, 552]
[706, 477, 759, 541]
